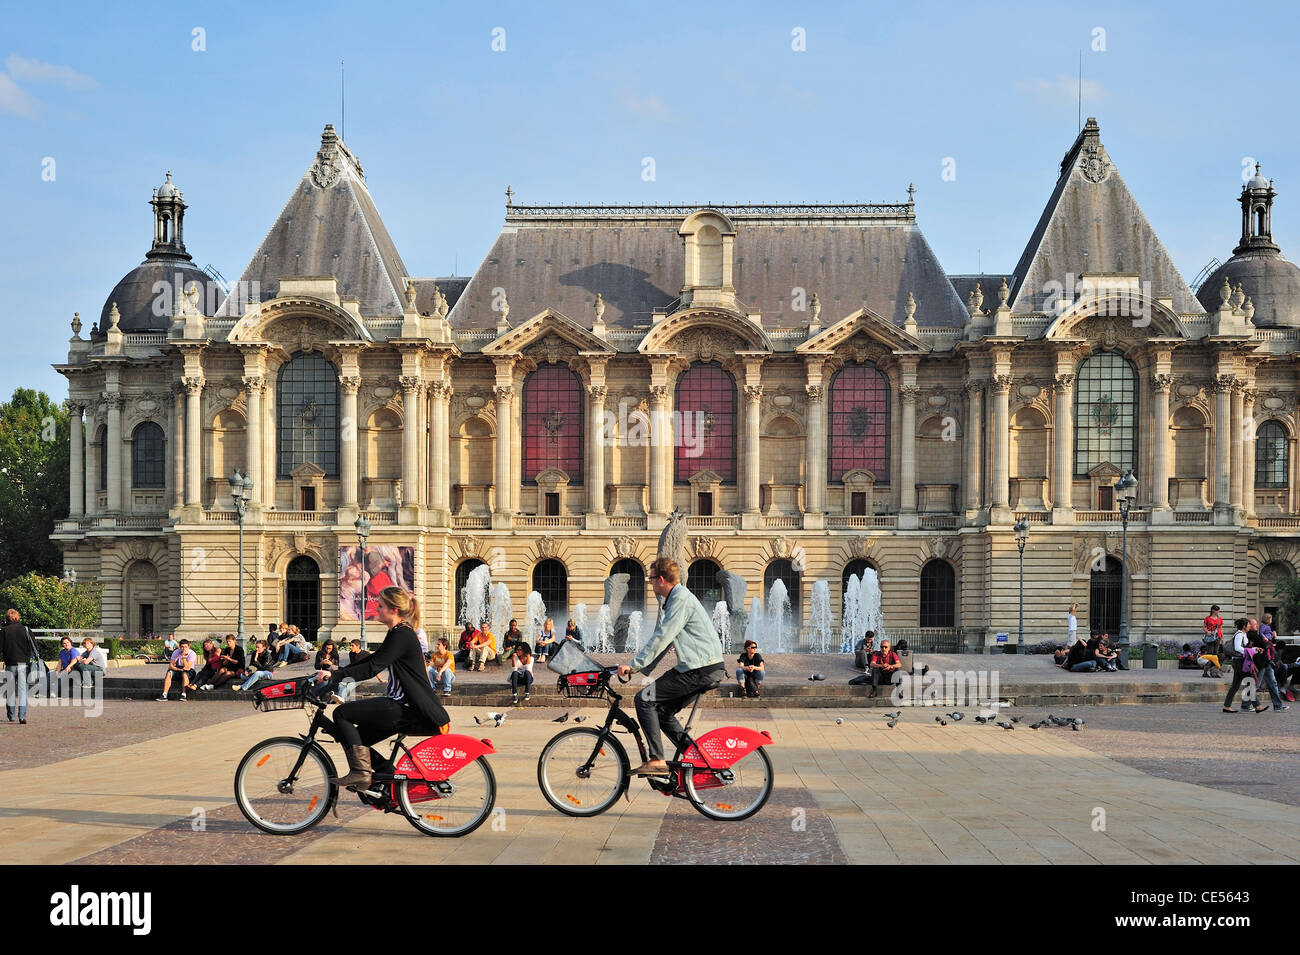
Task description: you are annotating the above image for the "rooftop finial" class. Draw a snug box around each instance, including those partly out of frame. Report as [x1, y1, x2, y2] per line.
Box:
[907, 182, 916, 204]
[506, 185, 515, 209]
[71, 312, 82, 338]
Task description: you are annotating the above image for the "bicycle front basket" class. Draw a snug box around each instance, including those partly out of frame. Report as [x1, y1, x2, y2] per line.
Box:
[253, 679, 307, 711]
[547, 639, 602, 676]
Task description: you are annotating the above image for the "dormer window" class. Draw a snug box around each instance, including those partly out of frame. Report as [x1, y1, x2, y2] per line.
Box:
[678, 210, 737, 309]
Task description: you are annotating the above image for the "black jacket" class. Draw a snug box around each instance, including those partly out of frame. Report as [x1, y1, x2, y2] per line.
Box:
[2, 621, 32, 667]
[330, 623, 449, 731]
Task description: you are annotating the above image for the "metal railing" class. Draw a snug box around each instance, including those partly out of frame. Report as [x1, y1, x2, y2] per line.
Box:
[885, 628, 966, 653]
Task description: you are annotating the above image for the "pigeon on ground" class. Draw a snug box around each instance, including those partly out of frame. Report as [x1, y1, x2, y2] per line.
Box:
[573, 715, 588, 723]
[1049, 716, 1070, 727]
[1071, 722, 1082, 731]
[884, 711, 901, 719]
[974, 716, 990, 724]
[477, 712, 507, 727]
[1009, 716, 1022, 723]
[552, 713, 569, 723]
[948, 712, 965, 721]
[835, 717, 844, 725]
[886, 719, 897, 729]
[935, 715, 945, 723]
[938, 719, 948, 726]
[808, 673, 826, 681]
[996, 721, 1014, 730]
[1029, 720, 1047, 730]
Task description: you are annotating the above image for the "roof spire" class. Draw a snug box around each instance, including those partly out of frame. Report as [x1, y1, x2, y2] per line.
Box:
[1236, 161, 1280, 255]
[506, 185, 515, 209]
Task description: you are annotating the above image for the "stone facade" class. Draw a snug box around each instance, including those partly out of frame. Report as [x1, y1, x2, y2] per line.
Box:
[52, 120, 1300, 647]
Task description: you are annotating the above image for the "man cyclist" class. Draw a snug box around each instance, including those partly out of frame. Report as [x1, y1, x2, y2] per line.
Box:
[617, 557, 725, 776]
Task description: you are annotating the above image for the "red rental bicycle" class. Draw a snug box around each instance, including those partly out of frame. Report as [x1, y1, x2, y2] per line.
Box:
[234, 677, 497, 837]
[537, 666, 774, 820]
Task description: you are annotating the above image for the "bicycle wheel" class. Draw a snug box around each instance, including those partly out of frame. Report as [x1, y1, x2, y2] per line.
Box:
[234, 736, 337, 835]
[684, 746, 773, 821]
[537, 727, 628, 817]
[398, 756, 496, 838]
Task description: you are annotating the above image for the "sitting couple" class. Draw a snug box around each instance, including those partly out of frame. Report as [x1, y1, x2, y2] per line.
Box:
[1062, 632, 1120, 672]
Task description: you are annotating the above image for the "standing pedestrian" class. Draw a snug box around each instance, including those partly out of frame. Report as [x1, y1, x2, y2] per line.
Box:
[1067, 602, 1080, 644]
[1, 609, 32, 723]
[1223, 618, 1268, 713]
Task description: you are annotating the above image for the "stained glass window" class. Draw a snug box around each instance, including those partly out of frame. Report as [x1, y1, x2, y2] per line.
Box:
[675, 363, 737, 483]
[277, 353, 340, 478]
[1073, 353, 1137, 477]
[1256, 421, 1289, 488]
[523, 364, 583, 483]
[919, 560, 955, 628]
[131, 422, 165, 488]
[829, 364, 889, 483]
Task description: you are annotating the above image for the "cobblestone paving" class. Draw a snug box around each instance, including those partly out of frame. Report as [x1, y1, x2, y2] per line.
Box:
[1028, 702, 1300, 808]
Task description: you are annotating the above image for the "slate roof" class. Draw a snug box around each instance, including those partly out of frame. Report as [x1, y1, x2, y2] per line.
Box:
[410, 276, 469, 316]
[224, 125, 409, 317]
[446, 203, 970, 330]
[948, 274, 1013, 313]
[1008, 118, 1203, 315]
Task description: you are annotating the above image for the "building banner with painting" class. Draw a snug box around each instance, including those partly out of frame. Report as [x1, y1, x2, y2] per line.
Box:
[339, 545, 415, 621]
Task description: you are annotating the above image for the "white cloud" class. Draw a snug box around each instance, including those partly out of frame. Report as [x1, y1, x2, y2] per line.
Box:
[0, 71, 37, 117]
[615, 89, 676, 123]
[1015, 74, 1108, 109]
[5, 54, 97, 90]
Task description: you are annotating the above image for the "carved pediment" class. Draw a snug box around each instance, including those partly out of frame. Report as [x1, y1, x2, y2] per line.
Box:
[797, 306, 928, 356]
[841, 469, 877, 488]
[1087, 462, 1124, 480]
[290, 462, 327, 481]
[482, 308, 615, 357]
[687, 469, 724, 488]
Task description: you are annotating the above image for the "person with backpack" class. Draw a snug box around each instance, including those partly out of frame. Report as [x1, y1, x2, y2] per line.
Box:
[1223, 620, 1270, 713]
[1, 609, 36, 723]
[1247, 631, 1288, 712]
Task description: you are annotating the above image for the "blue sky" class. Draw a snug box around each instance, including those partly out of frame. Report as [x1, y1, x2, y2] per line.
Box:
[4, 0, 1300, 398]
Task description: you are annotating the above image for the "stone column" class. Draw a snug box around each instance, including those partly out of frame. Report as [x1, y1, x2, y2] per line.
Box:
[1151, 374, 1172, 511]
[649, 384, 671, 519]
[184, 377, 203, 507]
[105, 393, 123, 513]
[430, 381, 451, 521]
[1243, 387, 1257, 518]
[400, 376, 422, 509]
[1052, 374, 1074, 518]
[339, 376, 360, 508]
[172, 387, 185, 508]
[1230, 382, 1244, 511]
[898, 375, 919, 527]
[68, 402, 84, 517]
[742, 383, 763, 515]
[493, 382, 514, 522]
[587, 384, 607, 517]
[964, 381, 983, 514]
[243, 375, 264, 508]
[804, 382, 826, 526]
[991, 375, 1012, 515]
[1213, 377, 1232, 519]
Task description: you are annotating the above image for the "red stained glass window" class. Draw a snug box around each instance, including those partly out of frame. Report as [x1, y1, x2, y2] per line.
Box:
[829, 364, 889, 483]
[523, 365, 584, 484]
[675, 363, 736, 483]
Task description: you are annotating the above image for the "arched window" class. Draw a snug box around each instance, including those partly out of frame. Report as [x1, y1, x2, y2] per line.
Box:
[532, 559, 568, 618]
[286, 555, 322, 640]
[277, 352, 340, 477]
[96, 427, 108, 492]
[829, 363, 889, 483]
[610, 558, 646, 616]
[1256, 421, 1289, 488]
[522, 364, 583, 483]
[1259, 560, 1294, 622]
[675, 363, 736, 483]
[455, 559, 486, 627]
[1074, 352, 1137, 477]
[1089, 556, 1122, 635]
[842, 559, 875, 596]
[131, 422, 166, 488]
[764, 559, 801, 622]
[919, 560, 955, 628]
[686, 559, 722, 609]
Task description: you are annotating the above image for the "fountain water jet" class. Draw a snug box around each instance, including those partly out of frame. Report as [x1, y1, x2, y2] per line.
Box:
[809, 580, 832, 653]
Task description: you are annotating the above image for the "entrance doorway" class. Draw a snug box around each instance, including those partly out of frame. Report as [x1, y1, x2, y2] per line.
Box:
[1089, 556, 1123, 636]
[286, 555, 322, 640]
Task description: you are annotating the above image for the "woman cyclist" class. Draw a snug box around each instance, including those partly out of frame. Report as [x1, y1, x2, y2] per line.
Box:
[316, 587, 450, 790]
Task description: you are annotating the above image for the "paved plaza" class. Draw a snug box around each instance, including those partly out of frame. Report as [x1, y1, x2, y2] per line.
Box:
[1, 698, 1296, 865]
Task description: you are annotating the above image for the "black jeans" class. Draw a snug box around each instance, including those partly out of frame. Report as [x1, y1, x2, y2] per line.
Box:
[1224, 659, 1254, 708]
[333, 697, 441, 771]
[634, 663, 725, 760]
[509, 669, 534, 693]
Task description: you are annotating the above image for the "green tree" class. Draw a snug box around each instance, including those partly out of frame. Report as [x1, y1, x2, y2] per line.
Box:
[0, 388, 69, 581]
[1272, 576, 1300, 635]
[0, 572, 100, 629]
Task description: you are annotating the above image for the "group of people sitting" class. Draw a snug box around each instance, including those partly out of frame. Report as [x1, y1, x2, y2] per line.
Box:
[851, 631, 905, 696]
[1054, 632, 1123, 672]
[448, 616, 585, 702]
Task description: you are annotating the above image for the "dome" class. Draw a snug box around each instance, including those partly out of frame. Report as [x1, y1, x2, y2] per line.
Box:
[1196, 252, 1300, 327]
[99, 259, 221, 333]
[157, 172, 178, 197]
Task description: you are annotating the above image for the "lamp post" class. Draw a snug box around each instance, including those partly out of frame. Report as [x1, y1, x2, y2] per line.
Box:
[354, 515, 371, 649]
[229, 469, 254, 646]
[1014, 518, 1029, 652]
[1114, 470, 1137, 650]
